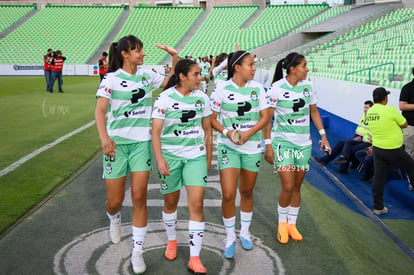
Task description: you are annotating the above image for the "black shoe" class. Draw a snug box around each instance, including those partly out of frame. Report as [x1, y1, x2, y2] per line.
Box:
[47, 90, 53, 93]
[334, 156, 347, 165]
[334, 169, 347, 175]
[58, 90, 64, 93]
[350, 162, 359, 169]
[314, 157, 327, 166]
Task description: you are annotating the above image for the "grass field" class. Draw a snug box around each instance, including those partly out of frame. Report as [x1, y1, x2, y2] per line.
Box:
[0, 76, 101, 233]
[0, 76, 413, 274]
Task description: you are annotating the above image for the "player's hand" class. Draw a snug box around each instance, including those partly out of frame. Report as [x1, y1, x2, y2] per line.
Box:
[264, 145, 274, 165]
[156, 44, 178, 57]
[320, 136, 331, 155]
[157, 158, 170, 176]
[101, 137, 116, 158]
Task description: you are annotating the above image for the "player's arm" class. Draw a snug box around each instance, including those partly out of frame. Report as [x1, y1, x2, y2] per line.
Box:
[152, 118, 170, 176]
[310, 104, 331, 154]
[95, 97, 116, 158]
[156, 44, 179, 88]
[263, 108, 274, 165]
[202, 115, 212, 172]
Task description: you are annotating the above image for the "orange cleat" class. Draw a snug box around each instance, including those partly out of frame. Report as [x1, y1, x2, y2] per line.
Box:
[164, 240, 177, 260]
[288, 224, 303, 241]
[277, 222, 289, 244]
[188, 256, 207, 274]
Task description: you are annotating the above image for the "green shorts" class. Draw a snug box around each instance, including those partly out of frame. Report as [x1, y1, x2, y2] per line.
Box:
[217, 144, 261, 172]
[103, 141, 152, 179]
[158, 155, 207, 195]
[271, 138, 311, 170]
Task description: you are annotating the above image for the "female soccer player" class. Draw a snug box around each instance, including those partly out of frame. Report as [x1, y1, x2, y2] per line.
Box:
[210, 52, 229, 87]
[210, 50, 271, 259]
[263, 52, 331, 244]
[152, 58, 212, 274]
[95, 34, 178, 274]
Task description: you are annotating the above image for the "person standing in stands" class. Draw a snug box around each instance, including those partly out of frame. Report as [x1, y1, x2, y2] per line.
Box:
[43, 48, 53, 91]
[210, 50, 271, 259]
[366, 87, 414, 215]
[98, 52, 109, 82]
[47, 50, 66, 93]
[399, 67, 414, 161]
[95, 35, 178, 274]
[152, 58, 212, 274]
[263, 52, 331, 244]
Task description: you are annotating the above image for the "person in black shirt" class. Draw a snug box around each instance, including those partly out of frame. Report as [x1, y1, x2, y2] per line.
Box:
[399, 67, 414, 160]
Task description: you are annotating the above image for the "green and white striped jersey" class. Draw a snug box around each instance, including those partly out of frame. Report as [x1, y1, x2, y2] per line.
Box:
[96, 67, 164, 144]
[199, 61, 210, 78]
[267, 78, 317, 146]
[152, 87, 211, 159]
[211, 79, 269, 154]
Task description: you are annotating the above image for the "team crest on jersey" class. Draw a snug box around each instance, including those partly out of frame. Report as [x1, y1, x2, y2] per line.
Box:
[142, 77, 149, 87]
[251, 91, 258, 101]
[161, 180, 168, 190]
[195, 100, 203, 111]
[303, 88, 310, 97]
[221, 155, 229, 165]
[105, 163, 112, 174]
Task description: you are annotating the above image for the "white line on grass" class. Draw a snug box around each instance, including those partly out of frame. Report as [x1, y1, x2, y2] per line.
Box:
[0, 120, 96, 177]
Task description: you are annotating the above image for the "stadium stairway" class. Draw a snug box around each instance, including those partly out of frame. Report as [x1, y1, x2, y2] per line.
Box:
[161, 8, 210, 64]
[307, 121, 414, 220]
[239, 5, 265, 29]
[87, 7, 131, 64]
[0, 5, 38, 39]
[254, 2, 399, 68]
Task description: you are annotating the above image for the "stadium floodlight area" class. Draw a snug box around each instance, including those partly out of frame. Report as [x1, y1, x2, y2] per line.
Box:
[0, 5, 124, 65]
[0, 4, 36, 34]
[305, 8, 414, 90]
[115, 6, 203, 65]
[180, 4, 328, 58]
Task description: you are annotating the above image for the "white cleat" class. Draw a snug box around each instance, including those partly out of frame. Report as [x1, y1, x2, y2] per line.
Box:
[131, 251, 146, 274]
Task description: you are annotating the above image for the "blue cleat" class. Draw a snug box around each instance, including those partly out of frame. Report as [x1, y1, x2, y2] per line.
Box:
[223, 241, 236, 259]
[240, 236, 253, 250]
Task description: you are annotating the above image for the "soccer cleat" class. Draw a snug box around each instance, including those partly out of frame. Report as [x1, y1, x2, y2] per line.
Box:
[223, 240, 236, 259]
[164, 240, 177, 260]
[188, 256, 207, 274]
[240, 235, 253, 250]
[109, 221, 121, 244]
[277, 222, 288, 244]
[288, 224, 303, 241]
[373, 207, 388, 215]
[131, 251, 146, 274]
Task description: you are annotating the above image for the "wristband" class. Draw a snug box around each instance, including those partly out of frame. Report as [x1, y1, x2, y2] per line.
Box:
[319, 129, 326, 135]
[264, 139, 272, 145]
[222, 129, 229, 137]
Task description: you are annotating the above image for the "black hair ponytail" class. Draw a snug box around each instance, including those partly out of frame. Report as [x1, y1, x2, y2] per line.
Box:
[108, 35, 144, 73]
[163, 58, 198, 91]
[272, 52, 305, 84]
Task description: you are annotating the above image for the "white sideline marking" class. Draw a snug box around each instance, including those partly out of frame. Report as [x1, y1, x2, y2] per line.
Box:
[0, 120, 96, 177]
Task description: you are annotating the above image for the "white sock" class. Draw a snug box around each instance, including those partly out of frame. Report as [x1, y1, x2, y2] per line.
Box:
[162, 210, 177, 241]
[240, 211, 252, 238]
[189, 220, 204, 257]
[201, 81, 207, 92]
[288, 206, 300, 225]
[132, 225, 147, 252]
[278, 204, 288, 223]
[106, 211, 121, 224]
[223, 216, 236, 247]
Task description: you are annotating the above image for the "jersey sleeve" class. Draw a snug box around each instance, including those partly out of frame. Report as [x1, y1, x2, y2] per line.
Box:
[266, 85, 278, 109]
[96, 74, 112, 99]
[98, 60, 103, 66]
[203, 94, 212, 117]
[258, 84, 270, 111]
[152, 93, 166, 120]
[148, 67, 165, 89]
[210, 84, 223, 113]
[309, 83, 318, 105]
[212, 59, 227, 77]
